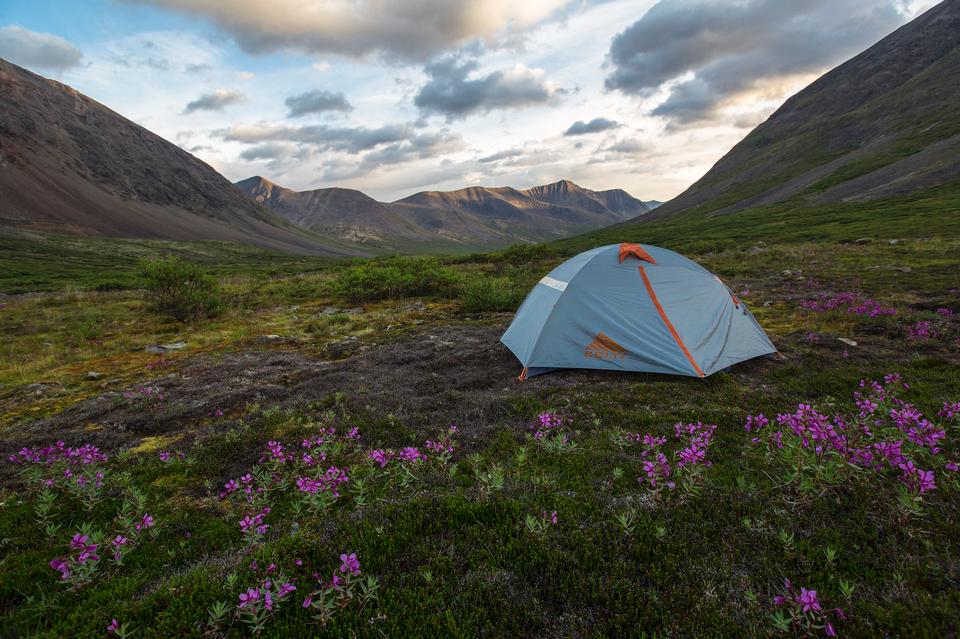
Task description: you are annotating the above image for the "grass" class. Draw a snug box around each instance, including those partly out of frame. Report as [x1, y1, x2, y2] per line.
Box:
[1, 215, 959, 636]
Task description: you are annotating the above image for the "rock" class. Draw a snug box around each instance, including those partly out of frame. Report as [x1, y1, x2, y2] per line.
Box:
[404, 301, 427, 312]
[763, 301, 774, 307]
[853, 237, 872, 245]
[346, 307, 364, 315]
[257, 334, 285, 343]
[86, 371, 103, 380]
[326, 336, 360, 358]
[146, 342, 187, 354]
[888, 239, 902, 245]
[319, 306, 341, 316]
[889, 266, 912, 273]
[837, 337, 858, 347]
[26, 383, 54, 396]
[290, 306, 300, 312]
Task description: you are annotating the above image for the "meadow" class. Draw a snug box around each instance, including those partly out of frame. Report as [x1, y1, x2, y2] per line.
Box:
[1, 222, 959, 637]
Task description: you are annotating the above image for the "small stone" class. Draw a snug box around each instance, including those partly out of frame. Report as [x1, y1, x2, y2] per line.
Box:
[837, 337, 858, 347]
[346, 307, 364, 315]
[889, 266, 912, 273]
[404, 301, 427, 312]
[763, 301, 773, 307]
[86, 371, 103, 380]
[888, 239, 900, 245]
[320, 306, 341, 316]
[853, 237, 872, 245]
[258, 334, 284, 343]
[145, 345, 166, 354]
[160, 341, 188, 350]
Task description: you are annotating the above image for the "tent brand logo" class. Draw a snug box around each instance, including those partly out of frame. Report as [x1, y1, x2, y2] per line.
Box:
[584, 332, 627, 360]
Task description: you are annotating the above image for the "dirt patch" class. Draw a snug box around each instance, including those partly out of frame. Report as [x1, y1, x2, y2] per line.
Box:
[0, 320, 781, 486]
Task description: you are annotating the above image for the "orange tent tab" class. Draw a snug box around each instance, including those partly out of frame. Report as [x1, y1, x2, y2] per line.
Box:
[618, 243, 657, 264]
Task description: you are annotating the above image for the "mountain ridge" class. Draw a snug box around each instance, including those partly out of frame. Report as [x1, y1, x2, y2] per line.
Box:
[0, 58, 363, 256]
[234, 176, 657, 250]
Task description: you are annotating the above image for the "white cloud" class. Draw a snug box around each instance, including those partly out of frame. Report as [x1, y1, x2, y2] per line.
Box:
[119, 0, 574, 61]
[0, 25, 84, 72]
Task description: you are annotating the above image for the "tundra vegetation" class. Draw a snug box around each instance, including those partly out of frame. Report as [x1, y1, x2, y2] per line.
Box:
[0, 220, 958, 637]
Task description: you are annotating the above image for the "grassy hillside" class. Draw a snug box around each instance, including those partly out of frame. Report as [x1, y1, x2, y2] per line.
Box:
[560, 183, 960, 255]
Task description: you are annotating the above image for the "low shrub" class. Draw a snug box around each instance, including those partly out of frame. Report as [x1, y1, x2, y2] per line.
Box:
[137, 257, 223, 321]
[331, 257, 460, 303]
[459, 276, 524, 313]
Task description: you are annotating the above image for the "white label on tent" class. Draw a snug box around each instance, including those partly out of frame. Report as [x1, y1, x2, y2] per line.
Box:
[539, 276, 568, 292]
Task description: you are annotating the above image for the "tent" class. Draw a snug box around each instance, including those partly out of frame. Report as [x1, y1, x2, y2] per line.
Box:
[501, 243, 776, 379]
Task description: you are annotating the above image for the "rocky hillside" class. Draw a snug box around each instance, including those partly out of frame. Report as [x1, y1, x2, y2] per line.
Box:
[236, 176, 654, 250]
[0, 59, 359, 256]
[643, 0, 960, 221]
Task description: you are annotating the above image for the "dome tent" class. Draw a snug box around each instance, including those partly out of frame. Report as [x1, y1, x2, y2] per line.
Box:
[501, 243, 776, 379]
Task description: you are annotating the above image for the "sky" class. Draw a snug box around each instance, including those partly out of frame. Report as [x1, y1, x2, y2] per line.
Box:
[0, 0, 941, 202]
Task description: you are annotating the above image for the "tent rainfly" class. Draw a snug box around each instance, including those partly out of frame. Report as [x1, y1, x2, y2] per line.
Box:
[501, 243, 776, 379]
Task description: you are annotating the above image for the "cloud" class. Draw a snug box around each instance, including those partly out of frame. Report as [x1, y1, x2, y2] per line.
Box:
[238, 141, 300, 161]
[414, 53, 556, 119]
[285, 89, 353, 117]
[604, 139, 648, 154]
[605, 0, 906, 124]
[563, 117, 621, 136]
[218, 120, 463, 178]
[0, 25, 84, 72]
[478, 147, 525, 163]
[183, 89, 245, 113]
[220, 122, 411, 153]
[119, 0, 572, 62]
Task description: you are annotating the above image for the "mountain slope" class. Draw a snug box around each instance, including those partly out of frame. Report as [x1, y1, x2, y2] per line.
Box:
[0, 59, 361, 256]
[235, 177, 654, 251]
[642, 0, 960, 222]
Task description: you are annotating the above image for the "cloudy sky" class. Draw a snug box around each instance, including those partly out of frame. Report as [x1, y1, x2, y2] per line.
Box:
[0, 0, 939, 201]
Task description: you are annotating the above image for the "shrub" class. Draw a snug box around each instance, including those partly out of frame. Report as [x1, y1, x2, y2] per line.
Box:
[137, 257, 223, 321]
[331, 257, 460, 303]
[458, 276, 524, 313]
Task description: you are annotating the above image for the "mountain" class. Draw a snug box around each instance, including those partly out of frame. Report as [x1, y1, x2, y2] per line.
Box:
[0, 59, 360, 256]
[235, 177, 654, 250]
[641, 0, 960, 223]
[523, 179, 653, 218]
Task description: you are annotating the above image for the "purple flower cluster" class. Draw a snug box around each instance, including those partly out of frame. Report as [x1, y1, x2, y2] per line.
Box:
[157, 450, 185, 463]
[531, 412, 568, 441]
[295, 466, 349, 497]
[772, 578, 846, 636]
[801, 292, 896, 317]
[238, 579, 296, 610]
[426, 424, 458, 459]
[122, 385, 166, 410]
[339, 552, 361, 576]
[906, 320, 937, 340]
[8, 441, 108, 467]
[220, 473, 265, 503]
[745, 375, 958, 498]
[674, 422, 716, 469]
[633, 422, 717, 492]
[50, 532, 101, 584]
[260, 440, 289, 464]
[368, 446, 427, 467]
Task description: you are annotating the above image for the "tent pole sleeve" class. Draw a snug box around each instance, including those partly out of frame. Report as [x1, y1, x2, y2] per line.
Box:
[638, 266, 706, 378]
